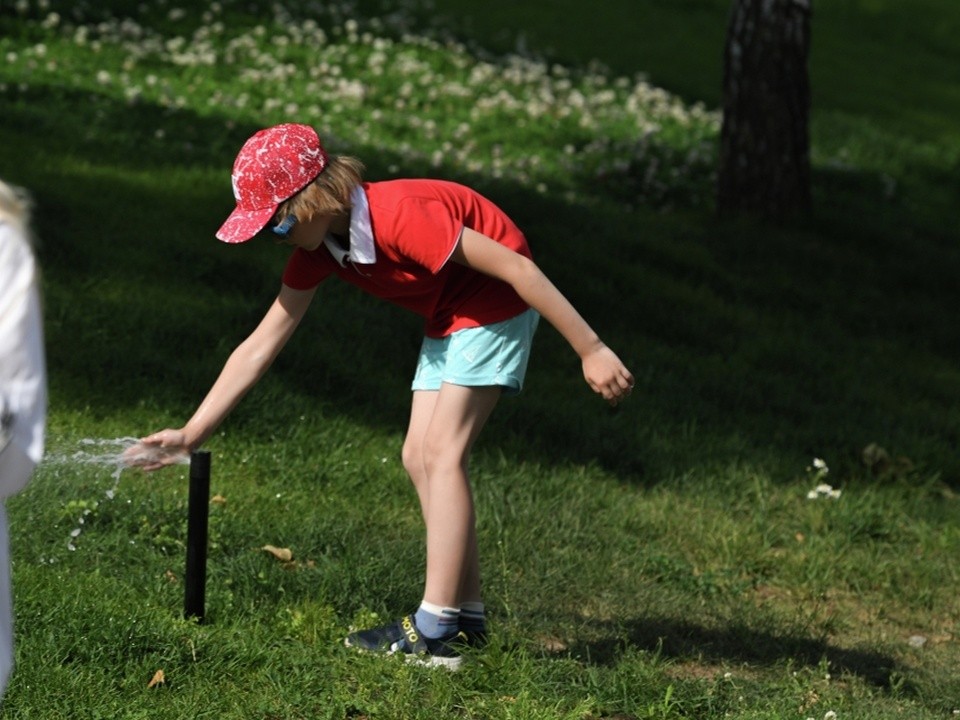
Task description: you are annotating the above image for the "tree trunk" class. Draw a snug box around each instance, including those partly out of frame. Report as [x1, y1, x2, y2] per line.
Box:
[717, 0, 813, 220]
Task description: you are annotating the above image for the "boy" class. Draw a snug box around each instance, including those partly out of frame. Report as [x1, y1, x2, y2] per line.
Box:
[136, 123, 634, 668]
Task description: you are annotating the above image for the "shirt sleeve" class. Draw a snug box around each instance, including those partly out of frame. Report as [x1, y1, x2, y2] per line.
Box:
[281, 247, 337, 289]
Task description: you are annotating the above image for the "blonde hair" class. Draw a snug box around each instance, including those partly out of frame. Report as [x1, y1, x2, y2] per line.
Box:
[276, 155, 365, 222]
[0, 179, 32, 240]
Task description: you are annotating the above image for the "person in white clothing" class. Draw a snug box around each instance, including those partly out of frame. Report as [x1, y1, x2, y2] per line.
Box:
[0, 179, 47, 700]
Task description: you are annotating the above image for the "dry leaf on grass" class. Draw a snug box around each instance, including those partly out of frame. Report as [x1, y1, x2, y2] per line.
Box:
[211, 494, 227, 505]
[147, 669, 165, 688]
[536, 635, 568, 653]
[262, 545, 293, 562]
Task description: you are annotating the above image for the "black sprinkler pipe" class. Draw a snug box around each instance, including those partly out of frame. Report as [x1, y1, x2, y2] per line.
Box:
[184, 450, 210, 622]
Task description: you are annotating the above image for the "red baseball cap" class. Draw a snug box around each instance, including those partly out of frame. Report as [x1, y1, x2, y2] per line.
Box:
[216, 123, 329, 243]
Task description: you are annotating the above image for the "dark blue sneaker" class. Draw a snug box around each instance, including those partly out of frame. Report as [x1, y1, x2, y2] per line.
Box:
[345, 615, 466, 670]
[462, 629, 488, 649]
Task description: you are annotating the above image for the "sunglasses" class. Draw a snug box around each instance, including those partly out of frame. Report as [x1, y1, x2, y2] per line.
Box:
[268, 214, 298, 238]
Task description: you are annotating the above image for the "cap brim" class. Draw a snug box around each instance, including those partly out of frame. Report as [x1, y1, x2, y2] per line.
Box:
[215, 205, 277, 244]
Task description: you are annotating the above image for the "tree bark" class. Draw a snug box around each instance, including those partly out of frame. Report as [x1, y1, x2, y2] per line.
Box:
[717, 0, 813, 220]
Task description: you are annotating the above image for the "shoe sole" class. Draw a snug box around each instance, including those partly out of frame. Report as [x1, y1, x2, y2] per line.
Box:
[344, 637, 464, 671]
[404, 653, 463, 671]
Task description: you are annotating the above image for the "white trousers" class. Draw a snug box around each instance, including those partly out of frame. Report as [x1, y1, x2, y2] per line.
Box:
[0, 502, 11, 700]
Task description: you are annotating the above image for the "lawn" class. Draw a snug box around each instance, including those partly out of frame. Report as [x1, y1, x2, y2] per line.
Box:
[0, 0, 958, 718]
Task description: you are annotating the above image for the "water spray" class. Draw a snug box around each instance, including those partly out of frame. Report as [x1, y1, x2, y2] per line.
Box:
[47, 438, 211, 622]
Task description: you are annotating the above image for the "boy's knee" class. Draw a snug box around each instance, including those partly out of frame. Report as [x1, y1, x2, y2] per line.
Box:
[421, 437, 468, 478]
[401, 438, 424, 479]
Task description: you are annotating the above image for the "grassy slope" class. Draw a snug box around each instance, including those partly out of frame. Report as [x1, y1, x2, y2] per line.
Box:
[422, 0, 960, 480]
[428, 0, 960, 136]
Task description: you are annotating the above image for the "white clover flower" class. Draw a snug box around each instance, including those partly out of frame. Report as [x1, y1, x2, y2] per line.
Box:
[813, 458, 828, 472]
[165, 37, 185, 53]
[96, 70, 111, 85]
[17, 0, 721, 209]
[807, 483, 841, 500]
[824, 712, 838, 720]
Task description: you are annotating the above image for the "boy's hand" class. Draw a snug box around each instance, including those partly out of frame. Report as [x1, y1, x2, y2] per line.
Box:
[582, 345, 635, 406]
[123, 429, 189, 471]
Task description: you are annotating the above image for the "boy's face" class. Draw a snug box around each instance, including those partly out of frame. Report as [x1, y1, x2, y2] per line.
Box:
[274, 212, 335, 252]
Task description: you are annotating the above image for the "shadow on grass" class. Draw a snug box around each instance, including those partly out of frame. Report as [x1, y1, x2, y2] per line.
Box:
[4, 80, 960, 488]
[569, 615, 905, 690]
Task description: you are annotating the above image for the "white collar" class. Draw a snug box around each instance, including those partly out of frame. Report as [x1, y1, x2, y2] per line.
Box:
[323, 185, 375, 267]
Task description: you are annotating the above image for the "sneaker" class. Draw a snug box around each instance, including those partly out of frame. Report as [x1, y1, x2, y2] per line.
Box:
[462, 629, 488, 649]
[344, 614, 466, 670]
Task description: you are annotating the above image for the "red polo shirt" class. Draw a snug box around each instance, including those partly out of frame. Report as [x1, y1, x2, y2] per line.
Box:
[281, 179, 532, 338]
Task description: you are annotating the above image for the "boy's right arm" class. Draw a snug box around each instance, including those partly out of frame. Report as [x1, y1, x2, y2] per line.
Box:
[134, 284, 317, 470]
[452, 229, 634, 406]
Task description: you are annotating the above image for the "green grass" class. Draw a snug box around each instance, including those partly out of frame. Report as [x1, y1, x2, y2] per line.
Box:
[2, 0, 959, 718]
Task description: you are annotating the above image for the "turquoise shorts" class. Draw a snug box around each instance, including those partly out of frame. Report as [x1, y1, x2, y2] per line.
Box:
[411, 309, 540, 396]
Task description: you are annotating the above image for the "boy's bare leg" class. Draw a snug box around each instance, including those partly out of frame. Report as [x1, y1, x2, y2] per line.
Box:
[403, 390, 438, 518]
[402, 385, 499, 608]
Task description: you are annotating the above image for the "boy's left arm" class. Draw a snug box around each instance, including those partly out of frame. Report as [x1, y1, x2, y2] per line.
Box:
[451, 228, 634, 405]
